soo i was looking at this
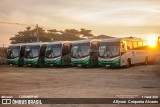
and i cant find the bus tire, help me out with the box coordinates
[81,65,86,68]
[145,57,148,65]
[126,59,131,68]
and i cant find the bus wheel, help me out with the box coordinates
[145,57,148,65]
[81,65,86,68]
[126,59,131,68]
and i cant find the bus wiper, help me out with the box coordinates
[52,49,56,57]
[10,50,14,58]
[73,48,79,57]
[77,46,83,57]
[103,47,113,57]
[12,49,19,58]
[30,47,34,58]
[46,49,51,57]
[108,47,113,57]
[73,50,78,57]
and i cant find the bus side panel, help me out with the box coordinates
[18,45,26,67]
[120,52,127,66]
[62,53,71,65]
[90,41,99,66]
[147,49,156,63]
[90,52,98,66]
[61,43,71,66]
[38,44,47,67]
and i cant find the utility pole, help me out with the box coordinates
[36,24,39,42]
[2,43,5,64]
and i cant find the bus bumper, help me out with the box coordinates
[70,58,90,67]
[7,58,19,65]
[45,58,62,66]
[98,59,120,67]
[24,58,39,66]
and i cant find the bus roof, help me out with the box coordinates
[101,38,122,42]
[72,39,100,44]
[25,42,49,46]
[47,41,71,45]
[9,43,25,47]
[101,37,146,42]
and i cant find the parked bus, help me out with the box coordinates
[7,43,26,67]
[24,42,47,67]
[98,37,155,67]
[70,39,100,67]
[45,41,72,66]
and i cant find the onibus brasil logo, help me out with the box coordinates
[1,95,42,104]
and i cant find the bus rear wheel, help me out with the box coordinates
[126,59,131,68]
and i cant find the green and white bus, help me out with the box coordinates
[70,39,100,67]
[24,42,48,67]
[7,44,26,67]
[98,37,155,67]
[45,41,72,66]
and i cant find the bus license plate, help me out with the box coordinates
[50,64,54,66]
[77,64,81,67]
[106,65,110,67]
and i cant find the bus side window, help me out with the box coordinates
[91,44,95,52]
[121,42,126,52]
[133,42,138,49]
[138,42,143,49]
[40,45,46,56]
[20,46,26,57]
[143,41,147,46]
[91,41,99,53]
[127,41,132,50]
[69,43,72,52]
[62,43,69,55]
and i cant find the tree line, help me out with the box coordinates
[10,26,114,44]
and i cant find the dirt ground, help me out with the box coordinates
[0,64,160,107]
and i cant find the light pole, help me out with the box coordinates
[36,24,39,42]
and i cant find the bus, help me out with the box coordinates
[70,39,100,67]
[98,37,155,67]
[7,44,26,67]
[24,42,48,67]
[45,41,72,66]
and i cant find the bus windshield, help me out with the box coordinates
[45,44,62,58]
[71,42,90,58]
[25,45,40,59]
[7,46,20,59]
[99,42,120,58]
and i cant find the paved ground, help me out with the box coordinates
[0,64,160,107]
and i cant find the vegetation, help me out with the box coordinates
[0,47,7,64]
[10,27,114,44]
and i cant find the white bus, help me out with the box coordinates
[45,41,72,66]
[24,42,48,67]
[7,43,26,67]
[98,37,155,67]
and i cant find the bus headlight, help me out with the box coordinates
[113,57,120,65]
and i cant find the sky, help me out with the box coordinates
[0,0,160,47]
